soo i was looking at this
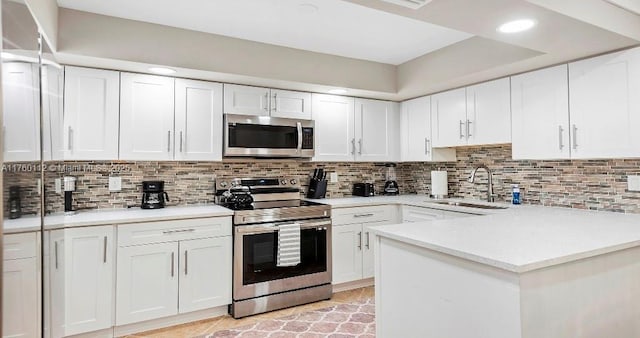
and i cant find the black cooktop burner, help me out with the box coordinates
[222,199,326,211]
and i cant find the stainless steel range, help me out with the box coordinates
[215,177,332,318]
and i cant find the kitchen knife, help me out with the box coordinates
[318,168,324,181]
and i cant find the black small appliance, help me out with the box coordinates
[383,163,399,195]
[8,186,21,219]
[306,168,328,199]
[353,183,375,197]
[141,181,169,209]
[63,176,77,214]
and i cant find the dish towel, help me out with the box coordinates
[277,223,301,267]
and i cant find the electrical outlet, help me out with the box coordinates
[330,172,338,183]
[55,178,62,194]
[109,176,122,192]
[628,175,640,192]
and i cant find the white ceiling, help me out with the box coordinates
[56,0,472,65]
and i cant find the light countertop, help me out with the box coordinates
[3,204,233,234]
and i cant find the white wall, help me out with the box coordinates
[25,0,58,50]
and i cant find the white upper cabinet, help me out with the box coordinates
[431,87,466,148]
[312,94,356,162]
[223,84,270,116]
[432,78,511,148]
[2,62,40,162]
[466,78,511,145]
[223,84,311,119]
[354,98,399,162]
[400,96,455,162]
[63,66,120,160]
[568,47,640,159]
[42,64,64,161]
[175,79,223,161]
[120,73,175,160]
[511,65,571,160]
[270,89,312,119]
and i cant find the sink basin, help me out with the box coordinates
[429,200,508,210]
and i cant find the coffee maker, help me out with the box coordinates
[141,181,169,209]
[8,186,21,219]
[383,163,399,195]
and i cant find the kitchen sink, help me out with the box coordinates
[429,200,508,210]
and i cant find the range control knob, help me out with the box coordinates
[290,179,297,185]
[280,179,287,185]
[219,181,228,188]
[231,181,238,187]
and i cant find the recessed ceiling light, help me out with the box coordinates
[148,67,176,75]
[328,89,347,94]
[497,19,536,34]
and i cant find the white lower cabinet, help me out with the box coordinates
[115,217,232,326]
[331,206,395,284]
[3,233,39,338]
[50,226,115,337]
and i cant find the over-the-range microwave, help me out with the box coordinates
[223,114,315,158]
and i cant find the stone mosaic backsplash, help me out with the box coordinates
[4,144,640,215]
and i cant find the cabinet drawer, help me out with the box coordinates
[118,217,232,247]
[332,205,393,225]
[402,206,444,222]
[4,232,37,260]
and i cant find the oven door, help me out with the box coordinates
[224,114,314,158]
[233,218,331,301]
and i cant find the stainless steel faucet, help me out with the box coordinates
[468,165,495,202]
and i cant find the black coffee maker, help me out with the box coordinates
[8,186,22,219]
[141,181,169,209]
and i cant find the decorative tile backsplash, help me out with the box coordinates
[4,144,640,215]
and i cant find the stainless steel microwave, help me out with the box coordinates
[224,114,315,158]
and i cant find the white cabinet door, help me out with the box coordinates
[178,237,232,313]
[312,94,356,162]
[362,221,389,280]
[119,73,175,160]
[42,64,64,161]
[49,231,66,338]
[401,96,431,162]
[466,78,511,145]
[511,65,571,160]
[402,206,443,223]
[270,89,312,120]
[3,257,39,338]
[116,242,179,325]
[332,223,363,284]
[175,79,223,161]
[569,47,640,159]
[432,87,466,148]
[223,84,270,116]
[355,99,399,162]
[63,66,120,160]
[2,62,40,162]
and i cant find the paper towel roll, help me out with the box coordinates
[431,171,448,198]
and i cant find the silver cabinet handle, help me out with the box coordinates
[167,130,171,152]
[184,250,188,275]
[179,131,183,152]
[351,139,355,155]
[171,252,175,277]
[357,232,362,250]
[459,120,465,139]
[264,92,269,111]
[103,236,107,263]
[466,120,472,138]
[558,125,564,150]
[273,93,277,112]
[68,126,73,150]
[365,232,370,249]
[354,213,374,218]
[54,241,59,269]
[572,124,578,150]
[425,138,430,155]
[296,122,303,153]
[162,229,195,235]
[358,139,363,155]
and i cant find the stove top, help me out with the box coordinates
[222,199,326,211]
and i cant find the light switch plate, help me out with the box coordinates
[109,177,122,192]
[628,175,640,192]
[55,178,62,194]
[330,172,338,183]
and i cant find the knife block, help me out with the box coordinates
[306,179,327,199]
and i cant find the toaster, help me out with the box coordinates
[353,183,375,197]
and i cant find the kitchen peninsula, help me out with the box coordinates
[371,206,640,338]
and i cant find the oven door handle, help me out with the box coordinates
[236,219,331,235]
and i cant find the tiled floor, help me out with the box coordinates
[125,287,374,338]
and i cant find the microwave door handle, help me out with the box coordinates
[296,122,303,153]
